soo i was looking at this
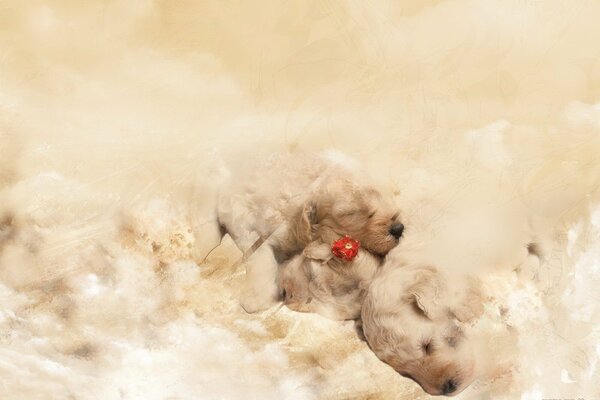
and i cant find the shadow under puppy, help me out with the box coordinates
[202,151,404,313]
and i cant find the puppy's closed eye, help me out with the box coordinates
[422,340,434,355]
[445,326,463,348]
[339,210,357,217]
[446,336,459,348]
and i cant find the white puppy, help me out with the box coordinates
[277,238,380,320]
[361,258,483,396]
[198,151,404,313]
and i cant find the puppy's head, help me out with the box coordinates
[361,265,480,396]
[290,179,403,256]
[277,239,380,320]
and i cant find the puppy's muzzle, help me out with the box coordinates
[389,223,404,239]
[441,379,458,395]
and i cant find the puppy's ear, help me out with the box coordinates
[405,268,443,320]
[287,201,317,250]
[303,240,333,262]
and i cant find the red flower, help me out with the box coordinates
[331,235,360,261]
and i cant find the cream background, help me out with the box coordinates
[1,1,600,399]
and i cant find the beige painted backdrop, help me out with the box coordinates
[1,1,600,399]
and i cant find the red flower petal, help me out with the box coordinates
[332,235,360,261]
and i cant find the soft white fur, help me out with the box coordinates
[362,259,483,396]
[278,239,380,321]
[359,194,546,396]
[198,151,402,313]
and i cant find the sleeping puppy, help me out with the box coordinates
[361,261,483,396]
[277,238,380,320]
[205,151,404,313]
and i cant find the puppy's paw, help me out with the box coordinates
[451,290,485,323]
[451,302,484,323]
[240,293,275,314]
[239,286,279,313]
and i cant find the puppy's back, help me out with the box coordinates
[216,152,344,245]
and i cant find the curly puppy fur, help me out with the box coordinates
[206,151,403,313]
[277,239,380,320]
[361,259,483,396]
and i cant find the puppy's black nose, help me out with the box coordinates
[389,223,404,239]
[441,379,458,395]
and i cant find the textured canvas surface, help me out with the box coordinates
[1,1,599,399]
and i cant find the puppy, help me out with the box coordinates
[277,238,380,320]
[361,262,482,396]
[201,151,404,312]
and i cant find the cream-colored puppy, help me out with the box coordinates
[208,151,403,312]
[277,239,380,320]
[361,261,483,396]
